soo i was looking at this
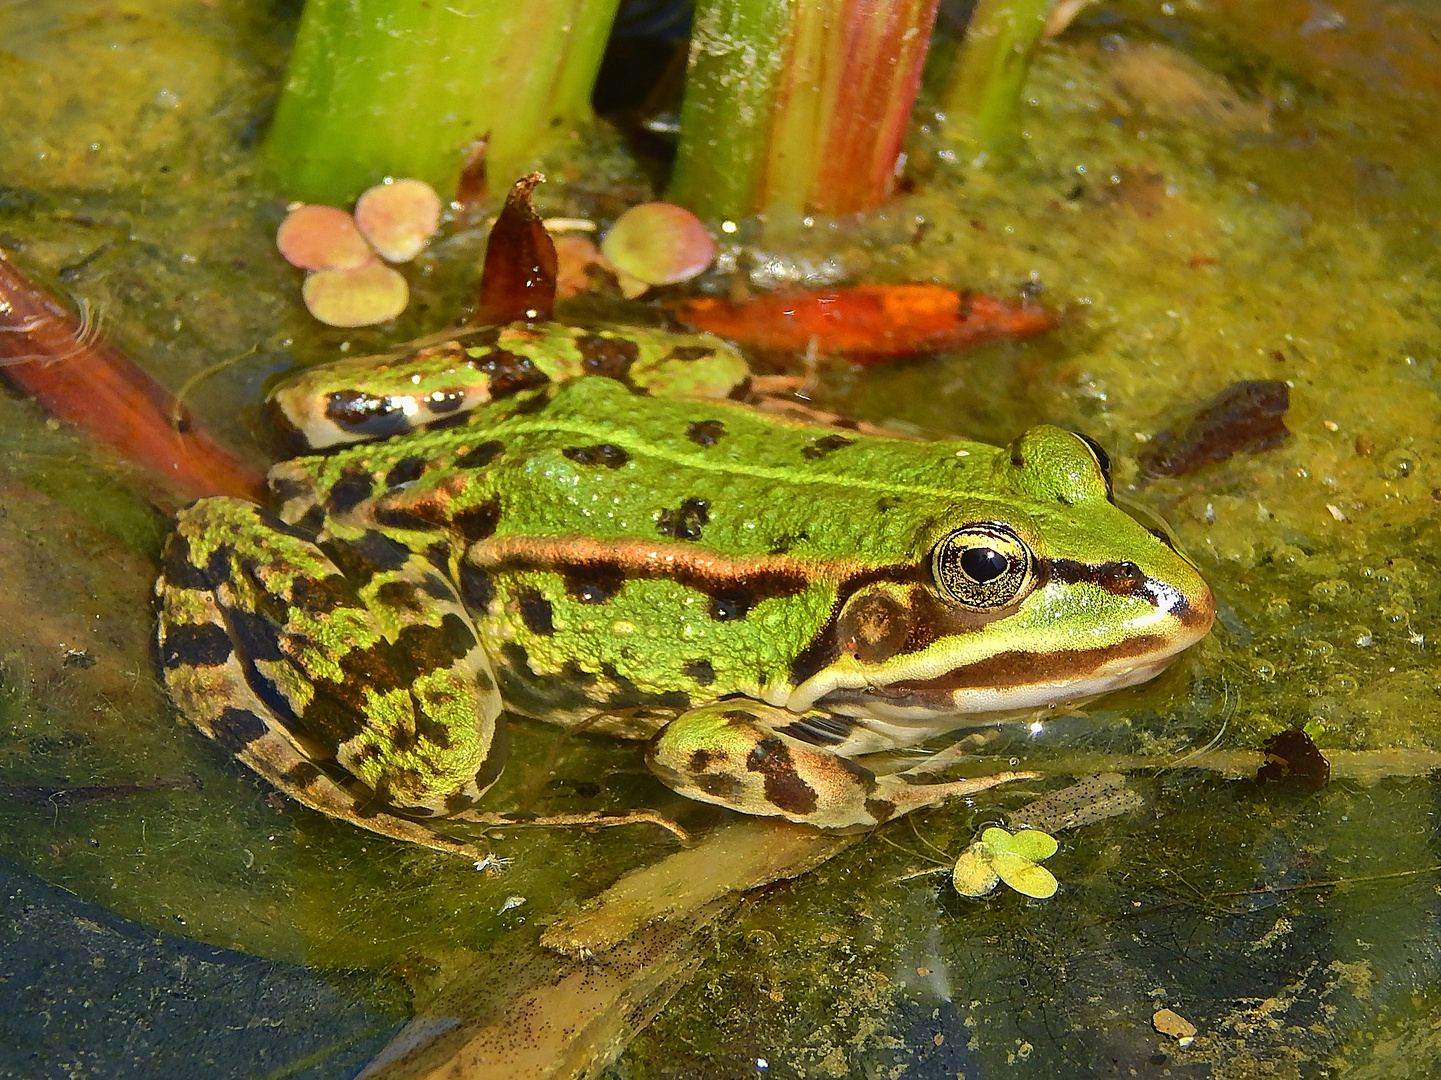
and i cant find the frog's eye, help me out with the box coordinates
[931,524,1035,610]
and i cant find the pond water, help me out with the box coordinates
[2,1,1441,1077]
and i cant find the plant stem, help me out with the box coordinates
[265,0,622,205]
[669,0,942,221]
[938,0,1055,157]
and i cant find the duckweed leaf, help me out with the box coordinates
[954,827,1061,900]
[983,826,1059,862]
[951,842,1001,897]
[990,850,1060,899]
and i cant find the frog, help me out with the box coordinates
[155,319,1215,857]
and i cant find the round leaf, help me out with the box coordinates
[952,843,1001,897]
[999,828,1059,862]
[991,851,1059,899]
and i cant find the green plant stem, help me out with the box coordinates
[669,0,942,221]
[938,0,1055,156]
[265,0,622,204]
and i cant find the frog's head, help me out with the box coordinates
[791,425,1215,722]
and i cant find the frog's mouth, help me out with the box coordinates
[790,568,1216,724]
[809,633,1199,723]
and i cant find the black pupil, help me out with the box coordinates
[960,546,1008,583]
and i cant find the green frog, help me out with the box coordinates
[155,320,1215,857]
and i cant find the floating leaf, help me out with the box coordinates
[951,842,1001,897]
[276,204,374,271]
[954,827,1060,900]
[601,202,716,291]
[301,263,409,327]
[983,826,1058,862]
[355,178,442,263]
[990,850,1059,899]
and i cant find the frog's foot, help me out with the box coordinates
[157,497,504,856]
[646,703,1035,830]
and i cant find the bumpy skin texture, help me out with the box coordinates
[156,327,1215,854]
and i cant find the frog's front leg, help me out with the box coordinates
[646,704,1034,829]
[156,497,503,857]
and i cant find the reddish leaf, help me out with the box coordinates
[476,172,557,325]
[673,283,1057,361]
[0,254,266,508]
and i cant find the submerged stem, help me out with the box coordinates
[265,0,622,204]
[938,0,1055,156]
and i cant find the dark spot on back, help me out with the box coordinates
[326,466,376,516]
[657,497,710,541]
[385,456,427,488]
[516,588,555,635]
[162,621,234,669]
[451,497,501,541]
[162,533,228,591]
[270,474,311,504]
[563,444,630,469]
[682,659,716,686]
[325,389,412,439]
[376,580,425,613]
[479,349,551,398]
[209,707,269,753]
[227,608,286,663]
[460,564,495,611]
[454,439,504,470]
[346,530,413,572]
[687,420,725,446]
[394,612,479,670]
[802,434,855,460]
[577,334,639,378]
[287,574,354,616]
[768,531,807,555]
[709,587,758,621]
[876,496,903,513]
[562,563,627,604]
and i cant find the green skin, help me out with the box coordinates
[156,322,1215,856]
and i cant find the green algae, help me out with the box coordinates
[1,1,1440,1077]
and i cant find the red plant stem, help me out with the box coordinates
[0,253,267,508]
[671,0,942,220]
[811,0,940,214]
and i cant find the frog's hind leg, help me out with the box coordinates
[647,703,1036,830]
[157,496,503,858]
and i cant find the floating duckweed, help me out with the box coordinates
[301,262,409,327]
[355,178,442,263]
[600,202,716,295]
[276,204,374,271]
[953,826,1060,900]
